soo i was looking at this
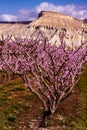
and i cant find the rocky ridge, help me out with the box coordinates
[0,11,87,47]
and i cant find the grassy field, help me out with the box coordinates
[0,70,87,130]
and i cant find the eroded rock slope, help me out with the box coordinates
[0,11,87,47]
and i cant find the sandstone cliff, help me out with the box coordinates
[30,11,87,29]
[0,11,87,47]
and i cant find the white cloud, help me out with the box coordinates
[18,9,38,21]
[35,2,87,19]
[35,2,63,13]
[18,9,30,15]
[0,14,18,21]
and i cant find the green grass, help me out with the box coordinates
[0,70,87,130]
[64,70,87,130]
[0,80,30,129]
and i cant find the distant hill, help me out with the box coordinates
[83,19,87,24]
[0,21,32,24]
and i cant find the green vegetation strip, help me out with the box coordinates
[65,70,87,130]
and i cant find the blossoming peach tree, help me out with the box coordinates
[0,36,87,127]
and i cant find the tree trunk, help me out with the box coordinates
[39,109,51,128]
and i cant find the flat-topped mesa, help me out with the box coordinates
[0,11,87,46]
[29,11,87,29]
[38,11,73,19]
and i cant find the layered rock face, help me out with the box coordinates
[32,11,86,29]
[0,11,87,47]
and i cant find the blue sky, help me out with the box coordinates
[0,0,87,21]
